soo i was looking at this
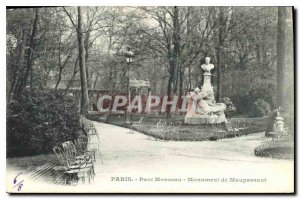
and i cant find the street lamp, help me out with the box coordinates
[125,48,134,124]
[126,50,134,64]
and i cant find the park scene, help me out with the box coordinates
[6,6,294,193]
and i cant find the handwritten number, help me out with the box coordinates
[17,184,23,191]
[13,173,24,191]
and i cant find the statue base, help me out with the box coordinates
[184,114,226,124]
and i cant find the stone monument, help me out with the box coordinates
[272,108,288,136]
[184,57,227,124]
[201,57,214,95]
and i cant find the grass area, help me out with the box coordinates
[133,123,264,141]
[87,113,268,141]
[7,153,58,171]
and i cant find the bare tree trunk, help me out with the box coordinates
[55,43,73,90]
[65,58,79,94]
[93,73,99,89]
[84,31,91,88]
[17,8,39,94]
[9,30,27,101]
[188,64,192,90]
[167,6,180,117]
[185,7,191,92]
[216,7,226,101]
[179,69,184,97]
[77,7,90,114]
[277,7,286,107]
[30,66,33,88]
[55,36,62,89]
[173,6,180,95]
[55,68,63,89]
[256,43,261,66]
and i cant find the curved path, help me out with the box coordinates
[7,122,293,193]
[89,122,293,193]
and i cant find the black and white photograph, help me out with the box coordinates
[5,5,294,193]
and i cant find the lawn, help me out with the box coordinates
[7,153,59,171]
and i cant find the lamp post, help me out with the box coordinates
[125,49,134,124]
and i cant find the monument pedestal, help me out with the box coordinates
[201,72,214,94]
[185,113,226,124]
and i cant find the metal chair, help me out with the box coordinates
[62,141,95,165]
[84,124,102,159]
[85,123,100,143]
[74,138,96,162]
[74,138,103,164]
[53,146,94,185]
[80,118,102,160]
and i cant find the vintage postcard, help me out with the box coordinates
[6,6,294,193]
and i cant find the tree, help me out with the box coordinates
[18,8,39,94]
[171,7,180,95]
[216,7,226,101]
[54,34,76,89]
[63,6,90,114]
[7,8,63,100]
[6,6,293,116]
[277,7,286,107]
[7,8,40,99]
[77,7,90,114]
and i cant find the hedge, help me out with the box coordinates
[7,89,81,157]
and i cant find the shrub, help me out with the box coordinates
[230,86,276,115]
[220,97,237,117]
[7,89,81,157]
[249,99,271,117]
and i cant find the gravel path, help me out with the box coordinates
[7,122,294,193]
[89,122,293,193]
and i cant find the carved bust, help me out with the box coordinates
[201,57,214,73]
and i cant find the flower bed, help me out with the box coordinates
[254,138,294,159]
